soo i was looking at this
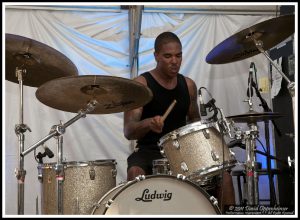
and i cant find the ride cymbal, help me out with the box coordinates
[5,34,78,87]
[36,75,153,114]
[206,14,294,64]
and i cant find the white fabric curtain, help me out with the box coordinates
[4,7,278,215]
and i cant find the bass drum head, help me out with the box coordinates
[98,175,220,215]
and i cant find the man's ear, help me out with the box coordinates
[154,51,158,62]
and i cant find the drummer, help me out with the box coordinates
[123,31,235,212]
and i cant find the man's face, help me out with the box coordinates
[154,41,182,78]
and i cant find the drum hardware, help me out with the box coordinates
[203,129,210,139]
[211,151,220,162]
[75,198,80,215]
[180,162,189,172]
[5,33,79,214]
[209,196,219,207]
[21,100,98,214]
[228,114,284,206]
[89,168,96,180]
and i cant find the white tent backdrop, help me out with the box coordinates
[4,5,291,215]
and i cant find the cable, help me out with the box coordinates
[255,138,267,153]
[200,86,214,100]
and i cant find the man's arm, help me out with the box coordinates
[123,76,164,140]
[185,77,201,123]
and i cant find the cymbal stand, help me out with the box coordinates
[242,79,259,205]
[21,99,98,214]
[252,38,295,124]
[243,123,260,205]
[251,79,279,206]
[14,67,32,214]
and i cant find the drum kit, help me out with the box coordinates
[6,13,295,215]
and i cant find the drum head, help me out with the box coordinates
[102,175,220,215]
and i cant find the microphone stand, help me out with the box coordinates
[252,80,280,206]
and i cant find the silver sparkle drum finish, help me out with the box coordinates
[91,175,221,215]
[152,158,171,175]
[39,160,117,214]
[158,121,236,183]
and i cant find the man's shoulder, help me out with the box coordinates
[182,75,196,85]
[134,74,147,86]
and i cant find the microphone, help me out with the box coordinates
[43,146,54,158]
[198,88,207,116]
[247,62,255,97]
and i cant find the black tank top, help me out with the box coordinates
[137,72,190,148]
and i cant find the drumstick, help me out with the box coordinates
[161,99,177,122]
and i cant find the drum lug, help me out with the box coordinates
[111,168,117,178]
[135,175,146,181]
[203,128,210,139]
[105,199,114,208]
[74,197,80,214]
[89,167,96,180]
[209,196,219,207]
[180,162,189,172]
[176,173,186,180]
[160,149,166,157]
[172,140,180,149]
[37,163,43,183]
[211,151,220,162]
[170,133,180,149]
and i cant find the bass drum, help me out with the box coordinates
[39,159,117,214]
[92,175,220,215]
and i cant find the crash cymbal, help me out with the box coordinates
[227,111,284,123]
[5,34,78,87]
[36,75,153,114]
[206,14,295,64]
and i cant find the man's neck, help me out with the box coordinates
[150,69,177,89]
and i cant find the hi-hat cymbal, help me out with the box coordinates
[227,111,284,123]
[36,75,153,114]
[206,14,295,64]
[5,34,78,87]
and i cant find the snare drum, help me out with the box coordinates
[91,175,220,215]
[158,121,236,182]
[39,160,117,214]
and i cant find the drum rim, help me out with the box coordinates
[158,121,218,145]
[39,159,116,168]
[91,182,127,214]
[187,160,237,180]
[101,174,221,215]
